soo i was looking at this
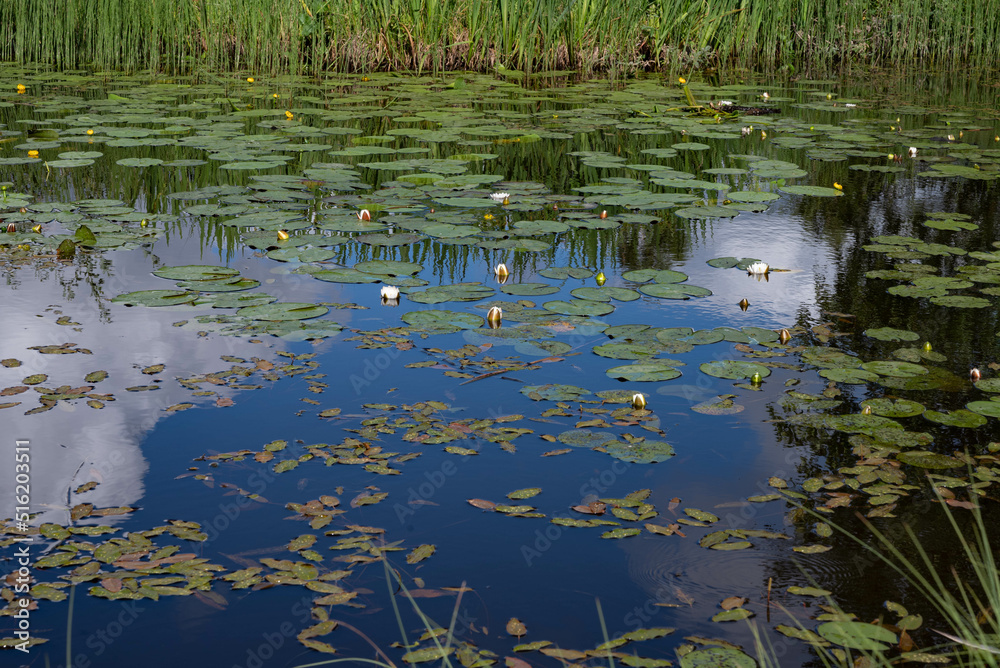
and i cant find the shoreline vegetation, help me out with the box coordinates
[3,0,1000,77]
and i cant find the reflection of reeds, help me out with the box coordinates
[3,0,1000,75]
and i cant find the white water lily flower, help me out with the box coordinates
[717,100,734,106]
[741,126,752,136]
[381,285,400,300]
[908,146,918,157]
[746,262,769,275]
[845,103,857,108]
[761,92,770,99]
[489,192,510,202]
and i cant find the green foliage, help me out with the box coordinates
[2,0,1000,75]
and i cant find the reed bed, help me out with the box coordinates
[2,0,1000,76]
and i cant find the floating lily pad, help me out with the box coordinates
[861,361,929,377]
[603,440,675,464]
[638,284,712,299]
[570,287,641,302]
[543,300,615,317]
[408,284,495,303]
[692,396,745,415]
[606,362,682,382]
[152,265,241,281]
[401,310,483,333]
[236,303,329,321]
[679,647,757,668]
[538,267,593,280]
[557,429,619,448]
[864,327,920,342]
[860,398,925,418]
[818,368,878,384]
[780,185,844,197]
[929,295,990,308]
[111,290,199,307]
[817,621,895,651]
[923,409,987,428]
[896,451,962,469]
[622,269,687,284]
[521,384,591,401]
[500,283,560,297]
[965,401,1000,419]
[700,361,771,380]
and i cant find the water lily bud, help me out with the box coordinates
[494,263,509,279]
[632,393,646,410]
[599,210,608,219]
[970,368,982,382]
[750,372,762,385]
[140,219,149,227]
[778,329,791,344]
[487,306,502,328]
[739,298,749,311]
[923,341,932,352]
[31,224,41,233]
[277,230,290,240]
[595,272,606,286]
[357,209,371,221]
[6,222,14,233]
[862,405,872,415]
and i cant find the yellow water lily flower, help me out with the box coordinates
[833,182,843,190]
[86,129,94,135]
[27,150,38,157]
[247,77,255,83]
[285,110,294,120]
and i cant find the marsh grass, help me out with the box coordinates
[762,490,1000,667]
[4,0,1000,76]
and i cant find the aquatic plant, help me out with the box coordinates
[4,0,1000,75]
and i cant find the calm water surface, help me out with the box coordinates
[1,69,999,666]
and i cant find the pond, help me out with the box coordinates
[1,68,999,667]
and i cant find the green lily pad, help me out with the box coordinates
[622,269,688,284]
[557,429,619,448]
[606,362,683,382]
[965,401,1000,419]
[679,647,757,668]
[538,267,593,280]
[860,398,925,418]
[543,300,615,317]
[570,287,641,302]
[896,451,962,469]
[929,295,990,308]
[408,283,495,304]
[780,185,844,197]
[817,621,895,651]
[638,284,712,299]
[401,310,483,333]
[111,290,199,307]
[692,396,745,415]
[355,260,423,276]
[152,265,241,281]
[500,283,560,297]
[864,327,920,342]
[700,361,771,380]
[603,440,675,464]
[861,361,929,377]
[923,409,987,428]
[707,257,740,269]
[521,384,591,401]
[819,368,879,384]
[236,303,329,321]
